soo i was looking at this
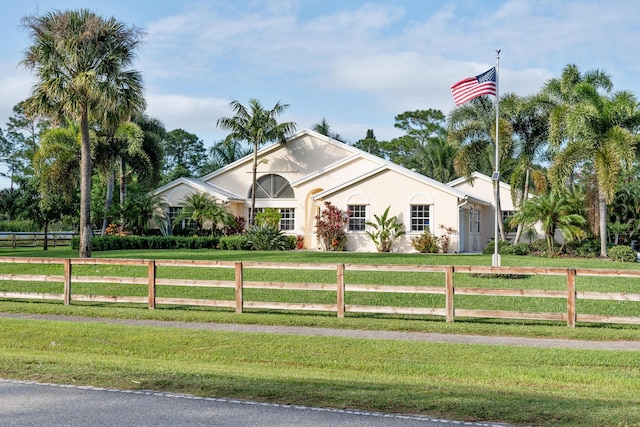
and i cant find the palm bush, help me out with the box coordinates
[244,224,291,251]
[366,206,406,252]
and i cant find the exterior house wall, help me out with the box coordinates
[314,169,464,253]
[151,130,508,253]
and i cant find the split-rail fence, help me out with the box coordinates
[0,257,639,327]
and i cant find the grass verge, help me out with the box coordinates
[1,317,639,426]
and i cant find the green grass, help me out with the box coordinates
[0,316,639,426]
[1,247,640,425]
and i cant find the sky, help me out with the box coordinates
[1,0,639,188]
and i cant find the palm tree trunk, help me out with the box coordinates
[101,165,116,235]
[599,193,608,257]
[79,110,93,258]
[119,156,127,224]
[513,168,530,244]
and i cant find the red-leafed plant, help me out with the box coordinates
[315,201,349,251]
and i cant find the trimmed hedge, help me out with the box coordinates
[71,235,219,251]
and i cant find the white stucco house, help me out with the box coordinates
[152,129,517,253]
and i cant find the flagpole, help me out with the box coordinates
[492,50,501,267]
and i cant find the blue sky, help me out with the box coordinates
[1,0,639,188]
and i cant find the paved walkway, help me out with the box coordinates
[2,312,640,350]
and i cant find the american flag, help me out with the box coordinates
[450,67,497,106]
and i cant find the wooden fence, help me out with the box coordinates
[0,232,75,248]
[0,257,639,327]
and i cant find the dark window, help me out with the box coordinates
[348,205,366,231]
[410,205,430,232]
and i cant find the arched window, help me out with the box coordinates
[250,174,294,198]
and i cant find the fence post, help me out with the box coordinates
[445,266,454,322]
[336,264,345,318]
[566,268,576,327]
[63,259,71,305]
[148,260,156,310]
[235,262,243,314]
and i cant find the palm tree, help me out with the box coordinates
[120,193,167,236]
[546,65,640,257]
[406,136,459,183]
[510,191,586,255]
[20,9,145,257]
[217,99,297,225]
[500,93,552,243]
[312,118,345,142]
[448,96,514,240]
[32,124,81,205]
[173,193,232,234]
[199,139,251,175]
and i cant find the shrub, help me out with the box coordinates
[412,228,439,253]
[76,236,220,251]
[482,240,512,255]
[565,238,600,258]
[315,202,349,251]
[365,206,405,252]
[219,235,250,250]
[244,225,290,251]
[608,245,637,262]
[222,216,246,236]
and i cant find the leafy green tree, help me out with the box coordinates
[217,99,297,224]
[21,9,145,257]
[546,64,640,257]
[162,128,205,179]
[365,206,406,252]
[353,129,386,158]
[510,191,586,255]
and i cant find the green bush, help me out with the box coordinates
[72,236,220,251]
[0,220,40,232]
[482,240,512,255]
[608,245,637,262]
[411,228,439,253]
[565,238,600,258]
[219,235,250,250]
[244,225,291,251]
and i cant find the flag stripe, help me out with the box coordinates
[450,67,497,106]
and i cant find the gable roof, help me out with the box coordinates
[447,171,512,193]
[152,177,244,202]
[200,129,359,182]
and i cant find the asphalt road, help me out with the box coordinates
[0,379,512,427]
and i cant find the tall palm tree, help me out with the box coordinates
[448,96,514,240]
[546,65,640,257]
[217,99,296,225]
[20,9,145,257]
[500,92,552,243]
[94,121,147,234]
